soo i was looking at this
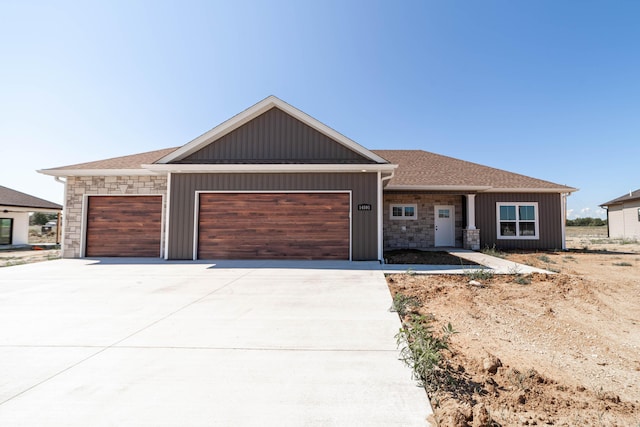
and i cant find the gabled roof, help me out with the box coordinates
[374,150,577,193]
[600,189,640,207]
[39,147,577,193]
[38,147,179,176]
[0,185,62,210]
[155,96,389,165]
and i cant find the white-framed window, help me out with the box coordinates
[390,204,417,220]
[496,202,539,239]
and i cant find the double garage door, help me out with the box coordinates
[198,192,350,260]
[85,193,350,260]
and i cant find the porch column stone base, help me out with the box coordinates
[463,229,480,250]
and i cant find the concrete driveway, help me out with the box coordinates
[0,259,430,426]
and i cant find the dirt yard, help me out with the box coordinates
[387,227,640,426]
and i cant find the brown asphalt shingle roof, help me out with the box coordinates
[42,147,179,171]
[600,189,640,206]
[42,147,575,192]
[372,150,575,191]
[0,185,62,210]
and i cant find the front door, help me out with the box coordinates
[434,205,455,247]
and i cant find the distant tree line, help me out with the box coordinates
[566,217,607,226]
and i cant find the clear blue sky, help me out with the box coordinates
[2,0,639,218]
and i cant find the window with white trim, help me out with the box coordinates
[0,218,13,245]
[496,202,539,239]
[390,204,417,220]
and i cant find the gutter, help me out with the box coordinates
[53,176,66,246]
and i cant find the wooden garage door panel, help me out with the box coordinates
[198,193,350,260]
[86,196,162,257]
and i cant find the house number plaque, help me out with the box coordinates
[357,204,372,211]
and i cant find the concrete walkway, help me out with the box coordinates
[0,259,431,426]
[383,248,553,274]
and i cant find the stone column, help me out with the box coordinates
[463,229,480,250]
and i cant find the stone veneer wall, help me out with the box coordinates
[463,229,481,250]
[383,193,463,250]
[63,175,168,258]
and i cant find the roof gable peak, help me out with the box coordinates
[156,96,388,165]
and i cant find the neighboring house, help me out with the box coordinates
[39,96,576,260]
[0,185,62,246]
[600,189,640,239]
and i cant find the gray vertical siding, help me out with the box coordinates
[476,193,563,250]
[168,173,379,260]
[176,108,376,164]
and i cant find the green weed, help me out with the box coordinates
[464,268,494,281]
[396,315,457,387]
[514,275,532,285]
[537,254,555,264]
[389,293,421,318]
[481,244,506,258]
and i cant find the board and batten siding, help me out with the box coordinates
[168,172,379,260]
[175,107,376,164]
[475,193,563,250]
[607,200,640,239]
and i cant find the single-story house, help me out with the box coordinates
[39,96,577,260]
[0,185,62,246]
[600,189,640,239]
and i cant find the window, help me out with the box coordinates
[638,208,640,222]
[496,203,539,239]
[0,218,13,245]
[390,204,417,220]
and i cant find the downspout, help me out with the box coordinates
[53,176,66,248]
[378,171,395,263]
[164,172,171,260]
[561,192,569,250]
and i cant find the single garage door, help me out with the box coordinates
[198,192,350,260]
[85,196,162,257]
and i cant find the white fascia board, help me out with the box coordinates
[142,163,398,174]
[155,96,390,165]
[385,185,578,193]
[484,187,578,193]
[0,206,61,213]
[37,169,157,177]
[385,185,493,192]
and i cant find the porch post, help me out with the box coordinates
[463,194,480,250]
[466,194,476,230]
